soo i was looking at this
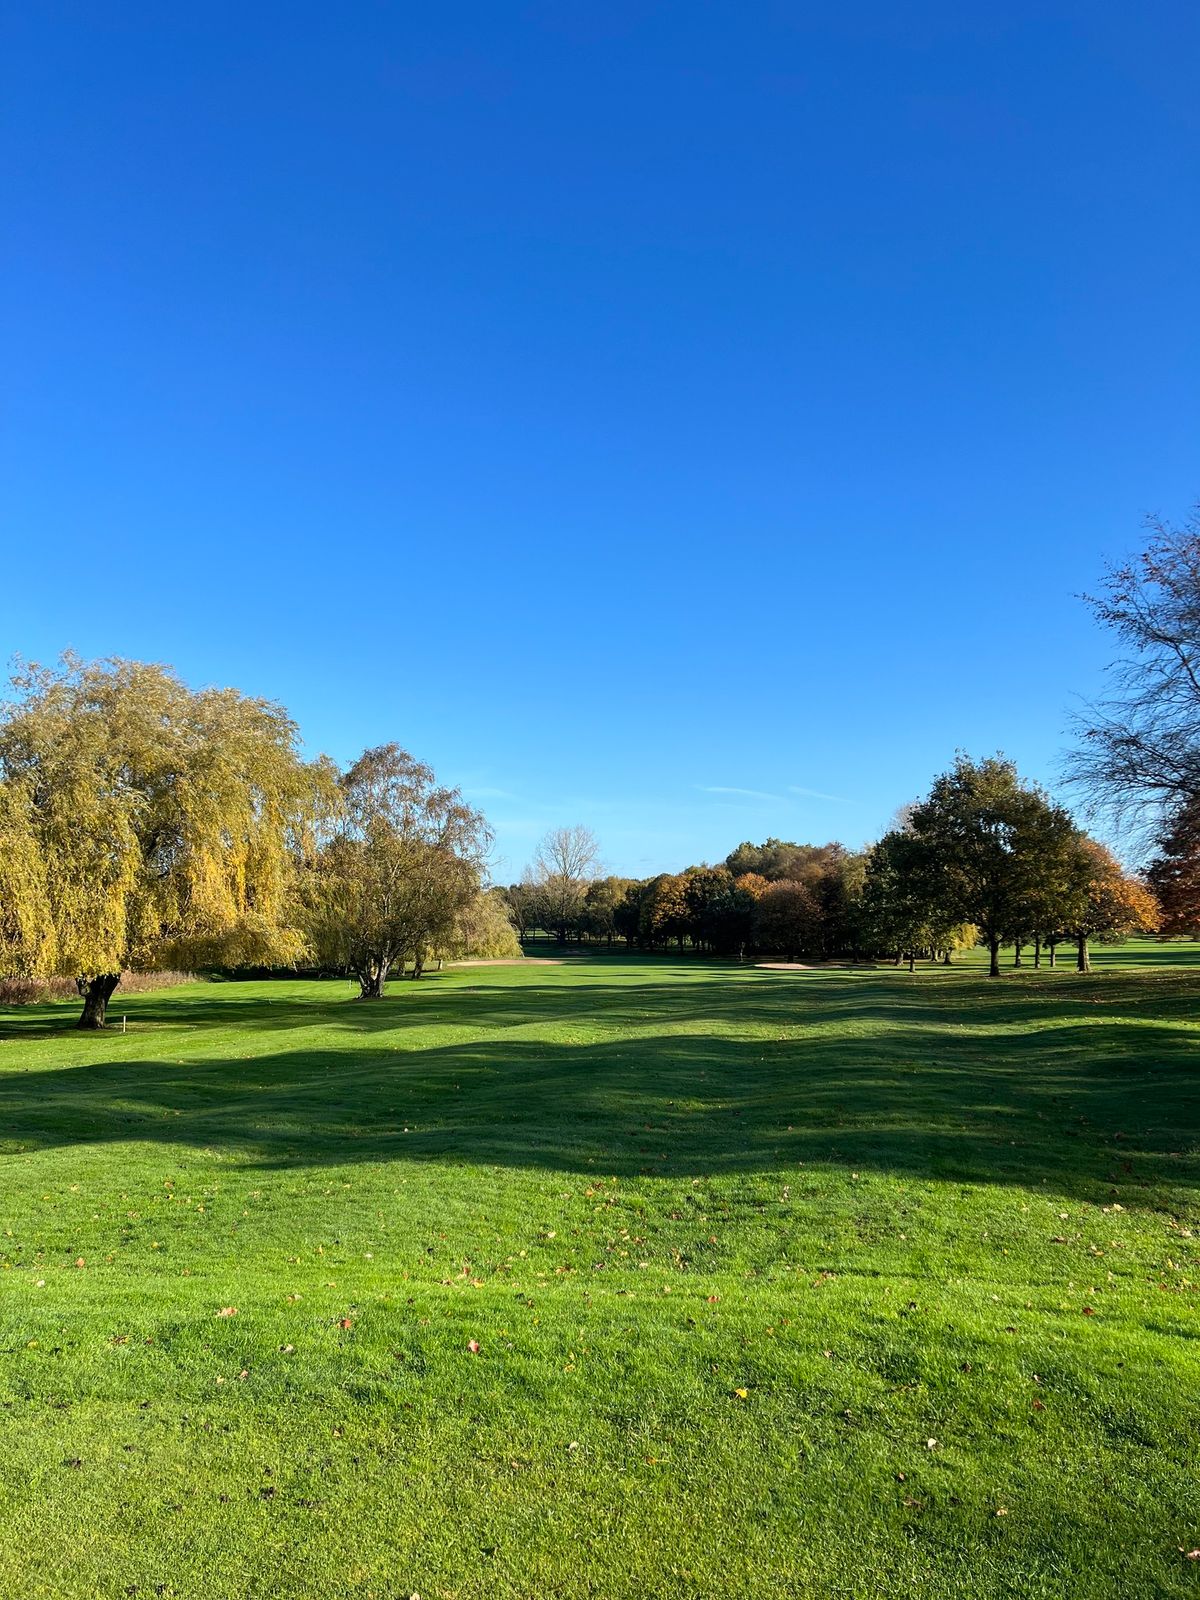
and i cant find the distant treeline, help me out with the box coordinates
[504,758,1161,977]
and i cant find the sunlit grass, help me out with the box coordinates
[1,952,1198,1597]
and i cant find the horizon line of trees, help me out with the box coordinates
[505,508,1200,975]
[5,504,1200,1021]
[503,762,1161,973]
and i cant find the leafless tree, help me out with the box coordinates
[1069,508,1200,845]
[526,824,601,943]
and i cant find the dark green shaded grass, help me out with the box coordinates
[1,957,1199,1598]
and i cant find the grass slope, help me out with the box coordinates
[1,955,1199,1599]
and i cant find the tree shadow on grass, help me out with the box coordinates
[0,982,1197,1205]
[2,961,1196,1041]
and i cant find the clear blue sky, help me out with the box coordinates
[3,3,1198,878]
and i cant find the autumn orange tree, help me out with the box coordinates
[637,873,690,948]
[1145,799,1200,936]
[1064,840,1160,972]
[0,656,327,1026]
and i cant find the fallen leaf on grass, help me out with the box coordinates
[467,1339,481,1354]
[338,1318,353,1330]
[215,1307,237,1318]
[732,1388,748,1399]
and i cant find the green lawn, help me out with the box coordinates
[2,954,1199,1599]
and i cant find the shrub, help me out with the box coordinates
[0,970,199,1006]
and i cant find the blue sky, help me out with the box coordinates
[3,2,1198,878]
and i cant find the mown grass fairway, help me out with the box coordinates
[2,954,1199,1598]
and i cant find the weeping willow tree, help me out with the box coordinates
[442,887,522,961]
[0,655,328,1027]
[0,777,55,977]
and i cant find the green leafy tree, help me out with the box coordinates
[613,881,647,947]
[901,755,1082,977]
[681,866,735,950]
[861,830,943,969]
[725,838,845,884]
[753,880,821,960]
[703,880,757,956]
[579,876,635,945]
[304,744,490,997]
[814,848,869,958]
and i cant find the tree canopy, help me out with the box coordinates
[0,656,325,1025]
[302,744,492,997]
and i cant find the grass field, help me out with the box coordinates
[2,948,1199,1598]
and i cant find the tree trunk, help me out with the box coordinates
[357,958,390,999]
[77,973,121,1029]
[1048,943,1057,968]
[907,951,915,972]
[1033,936,1041,969]
[988,937,1001,978]
[942,951,952,965]
[1077,933,1090,973]
[1013,940,1023,968]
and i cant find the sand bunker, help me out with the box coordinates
[450,957,563,966]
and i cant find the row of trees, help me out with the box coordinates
[861,756,1158,974]
[503,508,1200,974]
[504,831,868,958]
[0,656,517,1026]
[4,509,1199,1019]
[505,773,1158,972]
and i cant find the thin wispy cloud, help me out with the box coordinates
[697,785,783,802]
[789,784,854,804]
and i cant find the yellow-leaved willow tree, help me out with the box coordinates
[0,655,330,1027]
